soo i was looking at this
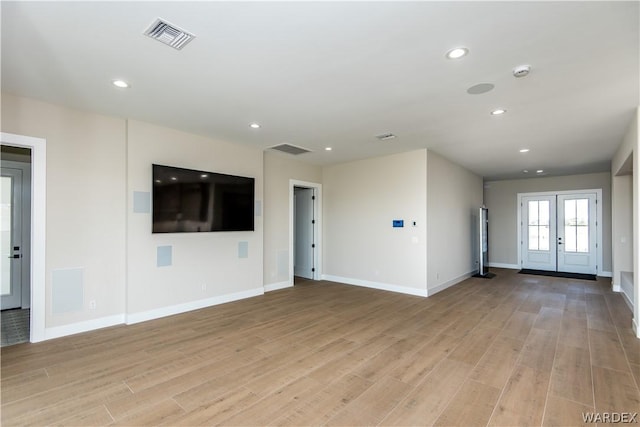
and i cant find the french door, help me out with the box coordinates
[521,192,598,275]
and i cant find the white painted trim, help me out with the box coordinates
[613,283,622,292]
[1,132,46,343]
[633,318,639,339]
[599,270,613,278]
[428,270,475,296]
[487,262,520,270]
[44,314,125,341]
[321,274,428,297]
[125,287,264,325]
[621,289,634,312]
[517,189,603,276]
[264,281,292,292]
[289,179,322,282]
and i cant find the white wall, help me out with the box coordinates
[263,151,322,288]
[1,94,266,334]
[484,172,612,273]
[1,93,127,328]
[322,150,428,296]
[426,151,483,293]
[126,120,264,321]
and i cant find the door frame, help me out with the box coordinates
[293,186,314,279]
[517,189,603,275]
[289,179,322,283]
[1,132,46,343]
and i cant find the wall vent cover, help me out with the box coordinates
[144,18,195,50]
[269,144,312,155]
[375,133,397,141]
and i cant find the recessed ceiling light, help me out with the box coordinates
[112,79,130,88]
[250,123,260,129]
[523,170,529,173]
[446,47,468,59]
[155,179,162,183]
[171,176,177,181]
[519,148,530,153]
[491,109,506,115]
[325,147,332,151]
[200,174,208,178]
[536,169,544,174]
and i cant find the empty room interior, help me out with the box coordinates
[1,1,639,426]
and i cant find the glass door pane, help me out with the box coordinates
[1,176,12,295]
[528,200,550,251]
[563,198,589,253]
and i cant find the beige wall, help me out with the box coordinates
[427,151,483,292]
[484,172,612,273]
[612,175,633,291]
[263,151,322,287]
[322,150,428,294]
[126,120,264,318]
[612,108,639,335]
[2,94,127,327]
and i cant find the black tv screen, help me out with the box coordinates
[152,164,255,233]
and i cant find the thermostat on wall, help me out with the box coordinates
[393,220,404,228]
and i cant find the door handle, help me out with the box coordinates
[8,254,21,259]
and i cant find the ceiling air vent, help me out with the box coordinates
[269,144,312,155]
[375,133,397,141]
[144,18,195,50]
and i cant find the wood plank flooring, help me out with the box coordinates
[2,269,639,426]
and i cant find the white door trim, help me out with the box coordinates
[289,179,322,283]
[517,189,603,275]
[1,132,46,342]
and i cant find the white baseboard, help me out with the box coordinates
[599,271,613,278]
[487,262,520,270]
[44,314,125,341]
[126,287,265,325]
[321,275,428,297]
[612,283,622,292]
[264,281,292,292]
[428,270,475,296]
[621,290,634,311]
[633,318,639,339]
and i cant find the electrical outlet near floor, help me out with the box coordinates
[89,300,96,310]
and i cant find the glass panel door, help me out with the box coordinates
[557,194,597,274]
[1,168,23,309]
[521,195,557,271]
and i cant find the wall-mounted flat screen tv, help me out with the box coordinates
[152,164,255,233]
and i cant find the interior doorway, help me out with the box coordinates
[289,180,322,285]
[518,190,602,275]
[294,187,315,280]
[1,149,32,345]
[1,132,46,343]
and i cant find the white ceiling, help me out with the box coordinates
[2,1,638,180]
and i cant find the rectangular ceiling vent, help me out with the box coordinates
[144,18,195,50]
[269,144,312,155]
[375,133,397,141]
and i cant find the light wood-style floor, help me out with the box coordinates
[2,269,639,426]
